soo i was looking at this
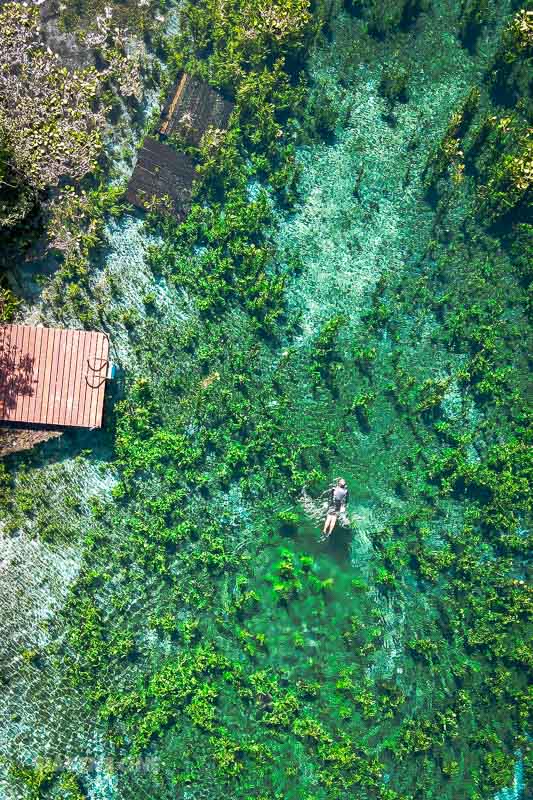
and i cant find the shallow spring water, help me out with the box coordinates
[0,2,528,799]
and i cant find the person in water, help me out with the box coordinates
[322,478,349,538]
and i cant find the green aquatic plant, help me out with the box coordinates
[175,0,317,87]
[489,6,533,125]
[277,508,300,531]
[7,760,87,800]
[312,91,341,140]
[352,342,377,374]
[415,376,450,415]
[479,750,515,794]
[146,188,287,328]
[407,636,440,663]
[477,116,532,220]
[210,734,245,776]
[502,7,533,60]
[459,0,492,47]
[378,60,410,106]
[351,390,375,430]
[351,0,430,38]
[376,680,406,718]
[415,544,455,582]
[309,313,347,386]
[269,548,303,602]
[3,2,531,799]
[423,88,480,190]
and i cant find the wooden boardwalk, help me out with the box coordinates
[0,325,109,428]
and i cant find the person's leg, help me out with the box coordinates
[324,513,336,536]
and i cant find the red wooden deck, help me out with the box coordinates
[0,325,109,428]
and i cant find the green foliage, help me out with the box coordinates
[423,87,480,189]
[407,636,439,663]
[100,642,234,752]
[5,3,531,800]
[414,376,449,414]
[459,0,491,47]
[269,548,304,602]
[351,390,375,430]
[164,0,320,192]
[9,760,57,800]
[147,189,286,327]
[173,0,319,89]
[301,79,341,142]
[210,733,245,775]
[0,4,105,190]
[55,773,87,800]
[141,2,336,331]
[477,115,532,220]
[352,343,377,373]
[309,314,347,386]
[379,61,410,105]
[501,7,533,63]
[0,285,20,322]
[59,0,162,35]
[351,0,430,38]
[430,437,531,532]
[277,508,300,531]
[8,761,86,800]
[0,125,34,229]
[480,748,515,794]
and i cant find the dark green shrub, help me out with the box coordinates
[459,0,491,48]
[379,62,410,105]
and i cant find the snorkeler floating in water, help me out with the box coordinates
[321,478,349,540]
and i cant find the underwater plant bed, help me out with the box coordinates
[0,2,531,800]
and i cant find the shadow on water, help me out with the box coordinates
[304,521,353,565]
[281,514,355,568]
[1,423,114,472]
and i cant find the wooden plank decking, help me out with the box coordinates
[0,325,109,428]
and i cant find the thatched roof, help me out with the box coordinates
[160,73,234,146]
[126,137,197,220]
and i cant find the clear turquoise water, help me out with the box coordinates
[0,2,529,799]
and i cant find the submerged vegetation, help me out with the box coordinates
[0,1,531,799]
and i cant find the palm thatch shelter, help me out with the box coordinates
[159,72,234,146]
[126,137,197,220]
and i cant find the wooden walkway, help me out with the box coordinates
[0,325,109,428]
